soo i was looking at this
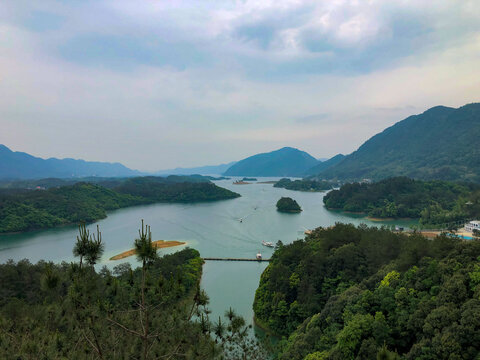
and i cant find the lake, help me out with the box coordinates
[0,178,415,327]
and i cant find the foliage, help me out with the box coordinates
[0,247,217,359]
[253,223,480,359]
[73,223,105,268]
[274,178,333,192]
[276,197,302,213]
[0,178,240,233]
[0,227,269,360]
[323,177,480,225]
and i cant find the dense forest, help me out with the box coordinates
[276,197,302,213]
[274,178,333,192]
[323,177,480,226]
[254,223,480,359]
[0,222,268,359]
[0,174,222,190]
[0,177,240,233]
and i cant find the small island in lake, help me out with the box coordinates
[273,178,333,192]
[242,177,257,181]
[110,240,186,260]
[276,197,302,213]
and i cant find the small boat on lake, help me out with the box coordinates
[262,240,274,248]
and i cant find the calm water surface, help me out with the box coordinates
[0,178,415,325]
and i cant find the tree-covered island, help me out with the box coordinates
[276,197,302,213]
[274,178,333,192]
[0,176,240,233]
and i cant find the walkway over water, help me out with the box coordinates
[202,257,271,262]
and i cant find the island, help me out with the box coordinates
[242,177,257,181]
[109,240,186,260]
[273,178,333,192]
[276,197,302,213]
[0,176,240,233]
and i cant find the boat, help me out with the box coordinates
[262,240,274,248]
[256,252,262,260]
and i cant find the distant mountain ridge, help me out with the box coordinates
[155,161,237,176]
[305,154,345,176]
[223,147,319,177]
[315,103,480,182]
[0,145,140,179]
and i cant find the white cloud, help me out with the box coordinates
[0,1,479,170]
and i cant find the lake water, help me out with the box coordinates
[0,178,415,326]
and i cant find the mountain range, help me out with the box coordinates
[0,145,140,179]
[315,103,480,182]
[4,102,478,181]
[0,144,333,180]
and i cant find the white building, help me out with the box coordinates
[465,221,480,233]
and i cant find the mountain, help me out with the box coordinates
[223,147,319,177]
[316,103,480,182]
[0,145,140,179]
[155,161,237,175]
[304,153,345,176]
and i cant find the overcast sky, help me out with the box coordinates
[1,1,479,171]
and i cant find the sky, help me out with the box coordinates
[0,1,479,171]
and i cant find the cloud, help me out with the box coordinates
[0,1,479,170]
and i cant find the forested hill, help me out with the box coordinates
[315,103,480,182]
[323,177,480,226]
[0,177,240,233]
[304,154,345,176]
[223,147,319,176]
[0,245,266,359]
[254,224,480,359]
[0,144,140,179]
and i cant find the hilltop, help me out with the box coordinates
[315,103,480,182]
[223,147,319,177]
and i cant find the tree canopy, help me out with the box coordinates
[0,178,240,233]
[254,223,480,359]
[276,197,302,213]
[323,177,480,226]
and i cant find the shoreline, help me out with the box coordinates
[0,195,241,236]
[253,316,282,339]
[110,240,186,260]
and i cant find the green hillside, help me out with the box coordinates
[305,154,345,176]
[254,224,480,359]
[224,147,319,177]
[0,178,240,233]
[317,103,480,182]
[323,177,480,226]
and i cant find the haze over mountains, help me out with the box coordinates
[2,103,479,181]
[0,145,140,179]
[315,103,480,182]
[0,144,334,180]
[155,162,237,176]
